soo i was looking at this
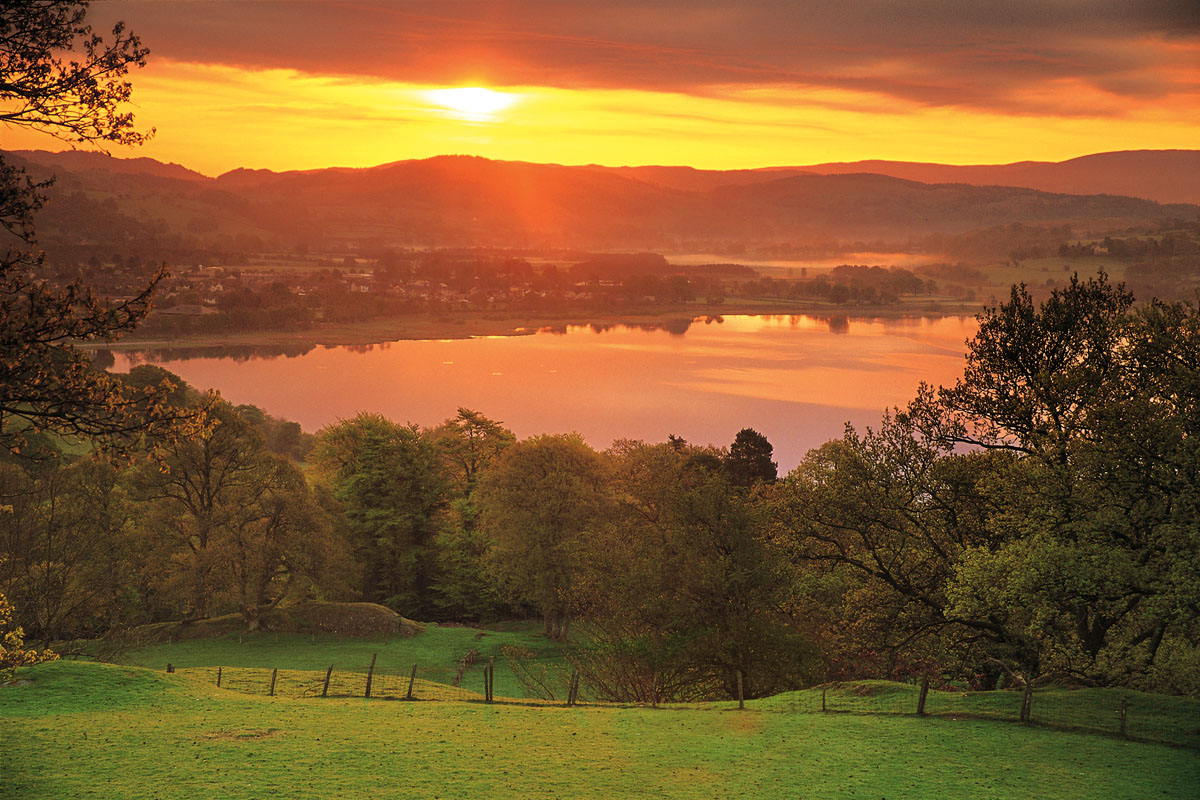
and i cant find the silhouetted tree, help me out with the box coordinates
[725,427,777,487]
[0,1,194,459]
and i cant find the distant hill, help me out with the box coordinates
[10,148,210,183]
[788,151,1200,206]
[4,148,1198,254]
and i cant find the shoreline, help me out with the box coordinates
[85,299,981,352]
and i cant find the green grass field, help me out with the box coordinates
[4,660,1198,800]
[91,626,1200,746]
[100,622,567,700]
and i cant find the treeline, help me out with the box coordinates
[2,275,1197,701]
[729,265,934,305]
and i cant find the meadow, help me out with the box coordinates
[4,658,1199,800]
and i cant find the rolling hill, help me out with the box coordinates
[5,149,1198,254]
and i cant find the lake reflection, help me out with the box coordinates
[113,314,978,471]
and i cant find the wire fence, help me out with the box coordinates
[757,680,1200,750]
[170,652,580,707]
[162,660,1199,750]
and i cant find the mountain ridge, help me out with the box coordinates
[4,148,1197,253]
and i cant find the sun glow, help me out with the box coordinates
[6,60,1196,175]
[425,87,518,119]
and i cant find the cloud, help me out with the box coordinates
[89,1,1200,114]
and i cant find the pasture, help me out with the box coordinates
[4,656,1199,800]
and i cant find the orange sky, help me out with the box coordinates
[3,1,1198,175]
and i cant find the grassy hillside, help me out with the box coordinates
[3,660,1198,800]
[97,625,1200,746]
[97,622,566,700]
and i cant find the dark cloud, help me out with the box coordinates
[90,1,1200,112]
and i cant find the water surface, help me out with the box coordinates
[115,314,978,472]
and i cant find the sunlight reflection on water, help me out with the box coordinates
[113,314,977,472]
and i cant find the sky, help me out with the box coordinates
[5,0,1200,174]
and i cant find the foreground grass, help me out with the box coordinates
[3,661,1197,800]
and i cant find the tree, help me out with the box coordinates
[771,396,1008,683]
[428,408,515,621]
[134,400,352,628]
[311,413,449,617]
[0,2,192,460]
[0,457,137,641]
[475,434,612,640]
[208,453,353,631]
[939,276,1200,686]
[573,440,818,702]
[724,427,777,487]
[0,581,56,679]
[0,1,192,653]
[775,275,1200,690]
[430,407,515,495]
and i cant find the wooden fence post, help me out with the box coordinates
[365,653,377,699]
[737,671,744,710]
[917,676,930,716]
[651,673,658,709]
[1020,681,1033,723]
[269,668,278,697]
[321,664,333,698]
[166,663,174,674]
[821,687,826,712]
[216,667,222,688]
[1119,695,1128,738]
[489,656,495,702]
[406,664,417,700]
[566,672,580,707]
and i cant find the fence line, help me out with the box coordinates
[163,661,1199,750]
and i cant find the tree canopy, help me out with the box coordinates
[0,1,192,460]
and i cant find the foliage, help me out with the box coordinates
[428,409,514,621]
[476,434,612,639]
[0,1,197,460]
[429,407,515,495]
[311,413,449,618]
[133,400,354,628]
[0,457,137,640]
[770,401,1004,681]
[775,274,1200,692]
[941,275,1200,686]
[0,581,56,678]
[724,426,777,487]
[570,440,818,702]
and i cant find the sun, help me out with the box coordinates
[425,87,518,119]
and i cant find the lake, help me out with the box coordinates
[113,314,979,472]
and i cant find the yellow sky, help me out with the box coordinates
[4,58,1198,175]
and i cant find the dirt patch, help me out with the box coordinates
[1,678,34,688]
[204,728,282,741]
[725,711,765,735]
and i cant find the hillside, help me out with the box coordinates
[793,150,1200,206]
[6,149,1198,255]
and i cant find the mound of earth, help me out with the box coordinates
[123,602,424,643]
[268,601,424,637]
